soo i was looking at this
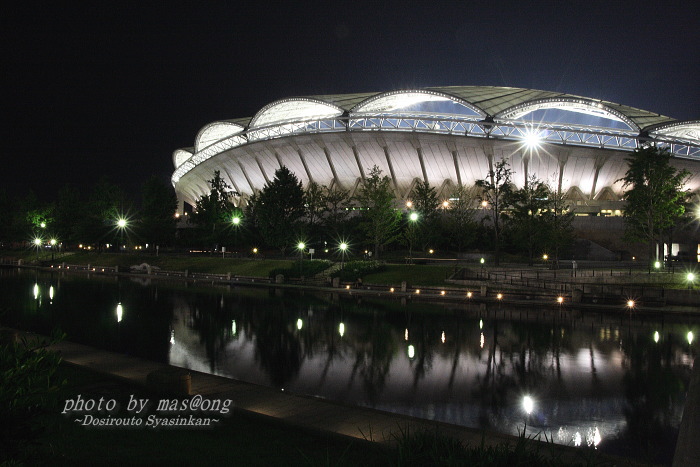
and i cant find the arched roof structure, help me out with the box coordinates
[172,85,700,213]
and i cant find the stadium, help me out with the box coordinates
[171,86,700,255]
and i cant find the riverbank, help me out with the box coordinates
[3,251,699,315]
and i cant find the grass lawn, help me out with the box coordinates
[24,363,389,466]
[362,264,460,287]
[36,251,294,277]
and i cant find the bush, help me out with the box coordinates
[268,259,332,279]
[331,260,385,282]
[0,329,65,463]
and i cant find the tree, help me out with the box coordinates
[620,146,690,266]
[410,180,440,251]
[76,179,126,250]
[507,176,550,265]
[192,171,236,251]
[53,184,82,245]
[323,186,351,239]
[254,166,305,254]
[354,166,401,259]
[444,184,478,254]
[542,182,575,265]
[140,176,178,250]
[475,159,513,266]
[303,182,327,243]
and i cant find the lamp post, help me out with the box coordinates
[33,237,42,261]
[339,242,348,270]
[231,215,241,256]
[408,211,418,262]
[117,218,127,254]
[297,242,305,277]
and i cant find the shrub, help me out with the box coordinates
[0,329,65,463]
[331,260,384,282]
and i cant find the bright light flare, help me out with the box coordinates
[407,345,415,359]
[296,319,303,330]
[523,395,534,415]
[522,129,542,150]
[339,322,345,337]
[116,303,123,323]
[117,218,127,228]
[688,331,694,345]
[409,212,419,221]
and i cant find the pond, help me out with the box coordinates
[1,267,697,464]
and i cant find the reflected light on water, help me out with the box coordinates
[116,303,123,323]
[338,322,345,337]
[33,283,39,300]
[441,331,446,343]
[407,345,415,359]
[231,320,236,336]
[480,333,485,349]
[654,331,660,343]
[479,319,483,329]
[296,318,303,330]
[404,328,409,341]
[523,396,534,415]
[49,286,54,300]
[170,330,175,345]
[574,431,582,447]
[688,331,694,345]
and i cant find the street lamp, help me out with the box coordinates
[116,218,127,254]
[339,242,348,270]
[408,212,419,262]
[297,242,305,277]
[687,272,696,289]
[50,238,57,260]
[33,237,42,261]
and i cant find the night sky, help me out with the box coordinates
[4,1,699,203]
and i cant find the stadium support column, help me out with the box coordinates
[482,141,495,185]
[290,141,314,185]
[590,154,608,200]
[314,136,342,189]
[376,136,399,193]
[521,149,530,188]
[411,137,429,184]
[556,149,570,197]
[341,133,365,182]
[446,142,462,186]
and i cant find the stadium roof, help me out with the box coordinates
[228,86,679,132]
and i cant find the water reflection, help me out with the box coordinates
[2,269,696,464]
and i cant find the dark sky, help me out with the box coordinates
[3,1,699,202]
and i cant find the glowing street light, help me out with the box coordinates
[297,242,305,276]
[409,212,419,222]
[40,222,46,229]
[231,216,241,225]
[654,261,662,270]
[116,218,127,254]
[33,237,42,260]
[339,242,348,270]
[687,272,696,289]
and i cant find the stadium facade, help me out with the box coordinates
[172,86,700,217]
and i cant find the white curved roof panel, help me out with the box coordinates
[195,121,245,153]
[250,98,344,128]
[172,148,193,169]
